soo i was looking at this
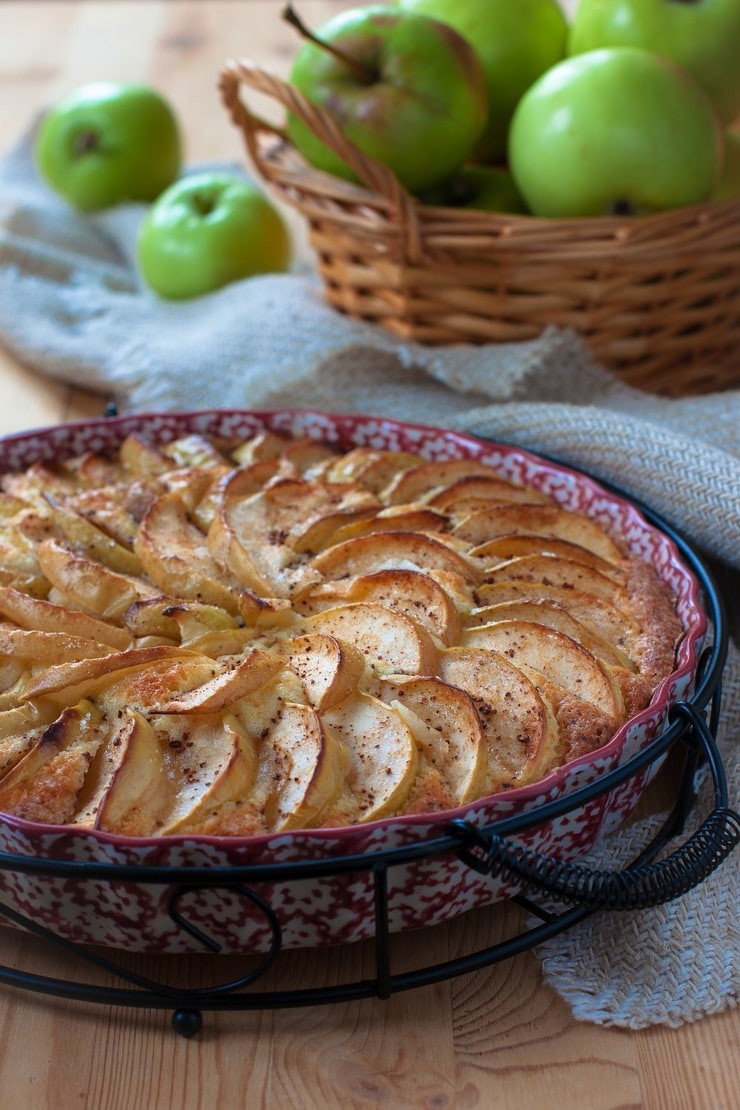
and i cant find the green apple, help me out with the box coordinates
[398,0,568,162]
[712,130,740,199]
[569,0,740,125]
[418,165,529,213]
[34,81,181,211]
[136,172,292,299]
[286,4,488,194]
[508,47,723,218]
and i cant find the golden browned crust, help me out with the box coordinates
[0,430,683,835]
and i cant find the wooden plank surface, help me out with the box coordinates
[0,4,738,1107]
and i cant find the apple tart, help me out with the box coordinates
[0,427,682,837]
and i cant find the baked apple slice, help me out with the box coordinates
[135,492,241,613]
[0,701,61,776]
[156,711,260,835]
[60,488,141,554]
[0,628,116,711]
[464,599,634,672]
[304,601,439,676]
[229,429,292,466]
[439,646,560,791]
[378,674,487,806]
[289,505,380,555]
[0,584,132,650]
[211,459,283,504]
[317,504,450,547]
[278,436,340,477]
[310,530,481,585]
[36,537,159,622]
[20,645,215,708]
[160,433,231,471]
[453,504,624,562]
[92,709,173,836]
[158,465,230,519]
[319,447,420,491]
[321,692,418,823]
[0,699,60,743]
[179,627,262,659]
[427,475,551,513]
[209,477,367,596]
[462,619,624,721]
[482,554,623,601]
[263,702,347,831]
[1,462,77,508]
[382,459,505,504]
[470,534,624,579]
[297,567,462,646]
[277,633,367,712]
[237,590,295,630]
[121,595,238,643]
[474,579,639,651]
[0,627,114,665]
[157,647,285,713]
[42,496,143,576]
[119,432,176,477]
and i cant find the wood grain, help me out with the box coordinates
[0,4,738,1107]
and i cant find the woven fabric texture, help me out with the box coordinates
[1,128,738,1029]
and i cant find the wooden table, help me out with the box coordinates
[0,4,737,1107]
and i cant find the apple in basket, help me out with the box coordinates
[508,47,723,218]
[712,130,740,201]
[397,0,569,163]
[284,3,488,194]
[569,0,740,125]
[34,82,181,211]
[418,164,529,214]
[136,171,292,299]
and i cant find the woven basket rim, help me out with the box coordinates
[218,58,740,246]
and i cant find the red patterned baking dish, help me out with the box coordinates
[0,409,707,954]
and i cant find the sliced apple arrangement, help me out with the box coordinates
[0,427,682,837]
[282,0,740,216]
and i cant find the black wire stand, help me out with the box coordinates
[0,505,737,1037]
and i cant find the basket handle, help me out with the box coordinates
[218,59,423,258]
[449,703,740,911]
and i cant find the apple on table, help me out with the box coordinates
[508,46,723,218]
[34,81,182,211]
[136,172,293,300]
[284,3,488,194]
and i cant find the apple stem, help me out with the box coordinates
[282,3,377,84]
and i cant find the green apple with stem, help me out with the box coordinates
[508,47,723,218]
[136,171,292,299]
[35,82,181,211]
[284,3,488,194]
[569,0,740,125]
[398,0,568,163]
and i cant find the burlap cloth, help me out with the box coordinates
[0,126,738,1028]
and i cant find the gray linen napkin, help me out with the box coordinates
[1,123,738,1028]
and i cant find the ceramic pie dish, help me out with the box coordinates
[0,409,707,954]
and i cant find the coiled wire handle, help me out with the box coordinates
[450,701,739,911]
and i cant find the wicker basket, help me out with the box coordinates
[219,59,740,397]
